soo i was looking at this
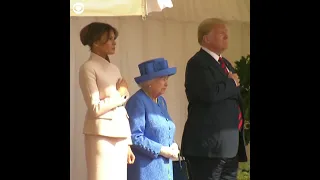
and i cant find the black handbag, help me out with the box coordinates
[173,152,190,180]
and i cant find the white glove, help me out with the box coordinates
[171,143,179,151]
[160,146,174,159]
[170,143,180,160]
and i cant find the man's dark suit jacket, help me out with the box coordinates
[181,48,247,162]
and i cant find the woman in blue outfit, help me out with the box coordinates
[126,58,179,180]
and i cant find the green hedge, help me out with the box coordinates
[238,162,250,180]
[234,55,250,145]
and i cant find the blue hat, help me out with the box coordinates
[134,58,177,84]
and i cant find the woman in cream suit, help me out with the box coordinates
[78,22,135,180]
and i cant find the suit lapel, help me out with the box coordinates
[198,49,227,76]
[223,58,235,73]
[198,49,244,105]
[222,59,244,108]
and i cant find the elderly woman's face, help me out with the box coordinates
[150,76,169,95]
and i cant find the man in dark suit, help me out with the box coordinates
[181,18,248,180]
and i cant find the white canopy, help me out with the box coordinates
[70,0,174,17]
[70,0,249,23]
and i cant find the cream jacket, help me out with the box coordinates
[79,53,131,143]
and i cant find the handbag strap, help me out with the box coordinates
[176,145,191,179]
[177,145,185,169]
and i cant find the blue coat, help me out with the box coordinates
[126,89,176,180]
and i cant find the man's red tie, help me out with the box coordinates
[218,57,243,131]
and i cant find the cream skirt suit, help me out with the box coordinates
[79,53,132,180]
